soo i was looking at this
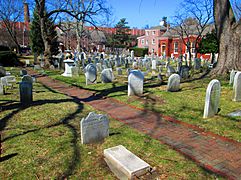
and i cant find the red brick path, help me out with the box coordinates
[33,73,241,179]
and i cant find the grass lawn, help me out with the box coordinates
[43,66,241,142]
[0,67,222,179]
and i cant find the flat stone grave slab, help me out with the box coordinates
[104,145,151,179]
[227,110,241,117]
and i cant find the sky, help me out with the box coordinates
[108,0,182,29]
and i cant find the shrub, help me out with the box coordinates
[0,51,23,66]
[129,47,148,57]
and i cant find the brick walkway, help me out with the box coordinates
[32,72,241,179]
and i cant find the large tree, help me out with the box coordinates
[0,0,23,53]
[212,0,241,74]
[114,18,131,47]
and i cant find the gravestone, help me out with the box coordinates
[19,80,33,105]
[101,69,114,83]
[49,65,55,70]
[167,74,180,92]
[25,60,30,67]
[229,69,237,85]
[132,62,138,69]
[22,75,33,83]
[34,65,41,70]
[0,83,4,95]
[233,71,241,101]
[80,112,109,144]
[0,66,6,77]
[166,65,176,77]
[104,145,151,179]
[194,58,201,70]
[20,69,28,76]
[128,70,144,96]
[96,63,102,72]
[227,110,241,117]
[203,79,221,118]
[71,67,79,76]
[152,60,157,70]
[131,50,134,60]
[116,68,122,75]
[85,63,97,85]
[179,66,190,79]
[62,58,75,77]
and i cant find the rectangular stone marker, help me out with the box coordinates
[104,145,151,179]
[80,112,109,144]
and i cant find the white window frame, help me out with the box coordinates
[191,42,195,54]
[152,39,155,44]
[146,40,148,45]
[141,39,144,45]
[174,42,178,54]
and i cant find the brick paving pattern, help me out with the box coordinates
[31,72,241,179]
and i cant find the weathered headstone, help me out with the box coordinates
[0,66,6,77]
[101,69,114,83]
[20,69,28,76]
[128,70,144,96]
[179,66,189,79]
[194,58,201,70]
[22,75,33,83]
[104,145,151,179]
[130,50,134,60]
[96,63,102,72]
[132,62,138,69]
[62,58,75,77]
[229,69,237,85]
[166,65,176,77]
[85,63,97,85]
[19,80,33,105]
[34,65,42,70]
[167,74,180,92]
[152,60,157,70]
[80,112,109,144]
[227,110,241,117]
[116,68,122,75]
[233,71,241,101]
[0,83,4,95]
[203,79,221,118]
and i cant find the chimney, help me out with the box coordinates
[24,3,30,23]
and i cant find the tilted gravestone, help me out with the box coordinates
[80,112,109,144]
[167,74,180,92]
[85,63,97,85]
[128,70,144,96]
[101,68,114,83]
[233,71,241,101]
[203,79,221,118]
[20,76,33,105]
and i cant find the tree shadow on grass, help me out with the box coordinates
[0,96,84,178]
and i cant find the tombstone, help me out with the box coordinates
[96,63,103,72]
[203,79,221,118]
[229,70,237,85]
[179,66,190,79]
[22,75,33,83]
[227,110,241,117]
[128,70,144,96]
[151,60,157,70]
[157,73,163,84]
[104,145,151,180]
[71,67,79,76]
[62,58,75,77]
[34,65,41,70]
[194,58,201,70]
[80,112,109,144]
[132,61,138,69]
[166,65,176,77]
[167,74,180,92]
[85,63,97,85]
[130,50,134,60]
[101,69,114,83]
[19,79,33,105]
[233,71,241,101]
[20,69,28,76]
[116,68,122,75]
[49,65,55,70]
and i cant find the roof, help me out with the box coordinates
[148,25,167,31]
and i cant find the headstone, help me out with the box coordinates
[96,63,102,72]
[229,69,237,85]
[19,80,33,105]
[20,69,28,76]
[116,68,122,75]
[151,60,157,70]
[34,65,41,70]
[157,73,163,84]
[194,58,201,70]
[233,71,241,101]
[0,83,4,95]
[167,74,180,92]
[62,58,75,77]
[179,66,190,79]
[101,69,114,83]
[131,50,134,60]
[104,145,151,180]
[132,62,138,69]
[128,70,144,96]
[203,79,221,118]
[71,67,79,76]
[227,110,241,117]
[49,65,55,70]
[166,65,176,77]
[80,112,109,144]
[85,63,97,85]
[25,60,30,67]
[22,75,33,83]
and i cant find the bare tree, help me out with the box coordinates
[212,0,241,74]
[172,0,213,67]
[0,0,23,52]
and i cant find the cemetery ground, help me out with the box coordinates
[0,68,223,179]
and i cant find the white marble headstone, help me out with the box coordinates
[167,74,180,92]
[233,71,241,101]
[101,68,114,83]
[128,70,144,96]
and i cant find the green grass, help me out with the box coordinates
[44,67,241,142]
[0,67,222,179]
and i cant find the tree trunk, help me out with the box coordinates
[212,0,241,75]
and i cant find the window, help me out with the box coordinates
[152,39,155,44]
[141,39,144,45]
[146,40,149,45]
[152,31,155,35]
[191,42,195,53]
[174,42,178,53]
